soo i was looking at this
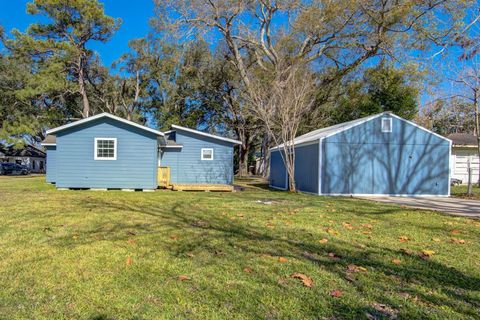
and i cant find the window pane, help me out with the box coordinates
[96,139,115,159]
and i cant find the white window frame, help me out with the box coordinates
[381,117,392,133]
[201,148,214,161]
[94,138,117,161]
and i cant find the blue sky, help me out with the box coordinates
[0,0,154,67]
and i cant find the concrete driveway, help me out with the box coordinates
[358,196,480,218]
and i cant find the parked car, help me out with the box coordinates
[450,178,462,186]
[0,163,15,175]
[0,163,30,175]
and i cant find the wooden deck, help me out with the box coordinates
[171,184,234,192]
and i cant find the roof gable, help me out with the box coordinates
[46,113,164,137]
[271,112,450,150]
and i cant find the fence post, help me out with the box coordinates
[467,159,473,196]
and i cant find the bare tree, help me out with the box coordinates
[249,62,316,190]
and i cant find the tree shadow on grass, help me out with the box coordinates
[51,196,480,319]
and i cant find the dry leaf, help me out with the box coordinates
[432,237,441,242]
[266,223,275,229]
[450,238,466,244]
[291,273,313,287]
[237,213,244,217]
[278,257,288,263]
[450,229,460,235]
[127,239,136,245]
[399,236,409,243]
[177,275,191,281]
[419,249,435,259]
[347,264,368,273]
[170,235,178,240]
[126,256,133,266]
[361,224,373,229]
[326,228,339,236]
[319,238,329,244]
[392,259,402,265]
[330,289,343,298]
[243,267,253,273]
[186,252,195,258]
[342,222,354,230]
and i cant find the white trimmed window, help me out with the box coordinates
[381,118,392,133]
[94,138,117,160]
[201,148,214,161]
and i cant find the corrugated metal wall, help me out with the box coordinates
[321,115,450,195]
[269,150,287,189]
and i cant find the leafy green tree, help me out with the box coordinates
[332,64,419,124]
[7,0,120,118]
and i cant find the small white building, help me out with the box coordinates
[448,133,479,184]
[0,144,46,173]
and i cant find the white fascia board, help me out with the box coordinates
[388,113,451,143]
[163,145,183,149]
[270,139,320,151]
[40,143,57,146]
[171,124,241,145]
[46,113,165,137]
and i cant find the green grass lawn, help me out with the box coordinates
[1,176,479,319]
[451,184,480,200]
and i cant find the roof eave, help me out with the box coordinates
[46,113,165,137]
[171,124,242,145]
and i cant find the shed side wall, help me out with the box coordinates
[161,130,234,184]
[45,146,57,183]
[56,118,158,189]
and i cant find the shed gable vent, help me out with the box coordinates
[381,118,392,133]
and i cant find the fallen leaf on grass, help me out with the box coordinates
[399,236,409,243]
[326,228,339,236]
[126,256,133,266]
[450,238,466,244]
[369,303,398,319]
[392,259,402,265]
[361,223,373,229]
[327,252,340,260]
[266,223,275,229]
[170,235,178,240]
[318,238,329,244]
[278,257,288,263]
[432,237,441,242]
[127,239,136,245]
[330,290,343,298]
[237,213,244,217]
[186,252,195,258]
[342,222,354,230]
[243,267,253,273]
[450,229,461,235]
[291,273,313,287]
[177,275,191,281]
[347,264,368,273]
[419,250,435,259]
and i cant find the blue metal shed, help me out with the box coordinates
[41,113,240,190]
[269,112,451,196]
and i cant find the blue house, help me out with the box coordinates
[41,113,240,190]
[270,112,451,196]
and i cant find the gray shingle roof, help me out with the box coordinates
[41,135,56,145]
[447,133,477,146]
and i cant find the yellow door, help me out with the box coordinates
[157,167,171,188]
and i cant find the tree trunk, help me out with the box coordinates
[78,55,90,118]
[236,128,250,176]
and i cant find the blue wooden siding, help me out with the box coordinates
[45,146,56,183]
[160,129,234,184]
[55,118,158,189]
[294,143,319,193]
[321,115,450,195]
[269,150,287,189]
